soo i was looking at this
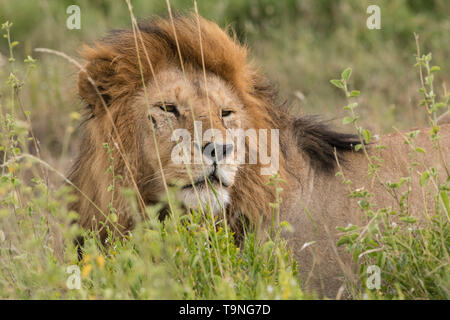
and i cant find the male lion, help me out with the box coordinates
[70,14,450,298]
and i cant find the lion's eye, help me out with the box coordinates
[158,103,179,117]
[221,110,233,117]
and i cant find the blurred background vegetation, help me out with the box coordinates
[0,0,449,171]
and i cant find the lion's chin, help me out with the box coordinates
[178,186,230,214]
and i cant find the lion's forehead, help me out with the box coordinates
[140,66,242,111]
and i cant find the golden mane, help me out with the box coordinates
[73,14,285,237]
[78,15,276,119]
[72,14,360,238]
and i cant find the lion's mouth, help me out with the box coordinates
[182,173,230,189]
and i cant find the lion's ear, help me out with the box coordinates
[78,45,118,115]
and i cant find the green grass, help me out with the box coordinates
[0,0,449,300]
[331,60,449,299]
[0,181,304,299]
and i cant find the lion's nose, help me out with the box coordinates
[203,142,234,162]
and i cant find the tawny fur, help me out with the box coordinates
[70,14,450,298]
[437,111,450,125]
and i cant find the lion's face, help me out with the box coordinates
[133,66,247,213]
[74,15,280,232]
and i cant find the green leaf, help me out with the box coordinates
[355,144,363,151]
[440,190,450,215]
[342,116,353,125]
[330,79,345,89]
[336,224,358,232]
[420,171,429,186]
[363,129,371,143]
[109,213,118,223]
[408,130,420,139]
[337,235,352,246]
[380,251,387,268]
[415,147,426,154]
[341,68,352,81]
[430,66,440,73]
[344,102,358,110]
[350,90,360,97]
[433,102,445,110]
[400,216,417,224]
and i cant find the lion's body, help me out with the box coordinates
[70,14,449,298]
[280,126,450,297]
[438,111,450,125]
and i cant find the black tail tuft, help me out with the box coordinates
[292,116,361,172]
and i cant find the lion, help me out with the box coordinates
[70,14,450,298]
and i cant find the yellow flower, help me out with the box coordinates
[70,112,81,121]
[82,264,92,278]
[96,256,105,268]
[82,254,92,264]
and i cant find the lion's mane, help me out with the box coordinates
[70,14,358,242]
